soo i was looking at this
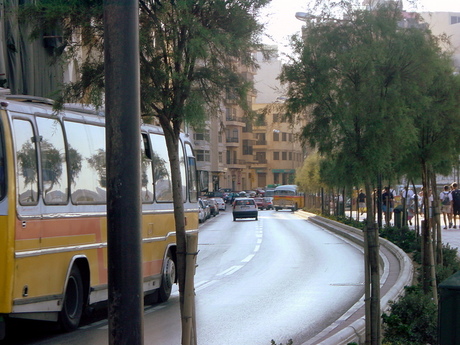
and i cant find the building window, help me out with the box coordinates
[273,131,279,141]
[194,130,210,141]
[273,151,279,160]
[196,150,210,162]
[452,16,460,24]
[256,133,266,145]
[289,152,292,160]
[282,132,287,141]
[219,152,223,163]
[256,151,266,163]
[282,151,287,160]
[243,139,253,155]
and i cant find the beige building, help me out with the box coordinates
[418,11,460,71]
[194,46,306,193]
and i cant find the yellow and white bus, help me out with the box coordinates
[273,184,304,212]
[0,94,199,338]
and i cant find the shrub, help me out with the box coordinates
[379,226,419,254]
[382,286,437,345]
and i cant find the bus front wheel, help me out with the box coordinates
[59,266,84,332]
[158,252,176,302]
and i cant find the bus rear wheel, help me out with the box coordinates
[158,252,176,302]
[59,266,84,332]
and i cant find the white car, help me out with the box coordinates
[212,197,226,211]
[232,198,258,221]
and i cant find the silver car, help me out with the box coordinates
[232,198,258,221]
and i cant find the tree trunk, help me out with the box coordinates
[430,171,443,265]
[364,182,381,345]
[162,123,196,344]
[421,164,438,304]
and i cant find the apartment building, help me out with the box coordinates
[193,47,305,193]
[419,11,460,71]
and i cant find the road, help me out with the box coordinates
[3,209,365,345]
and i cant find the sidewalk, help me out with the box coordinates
[345,210,460,255]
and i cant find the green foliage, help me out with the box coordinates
[436,244,460,284]
[334,215,365,230]
[295,152,324,192]
[382,286,437,345]
[379,226,419,254]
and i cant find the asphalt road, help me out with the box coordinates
[3,209,366,345]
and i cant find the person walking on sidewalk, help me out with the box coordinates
[440,185,453,229]
[451,183,460,229]
[358,189,366,215]
[382,187,394,226]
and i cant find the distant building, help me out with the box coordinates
[418,11,460,71]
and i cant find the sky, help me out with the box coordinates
[261,0,460,56]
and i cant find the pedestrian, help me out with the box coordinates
[439,185,453,229]
[382,186,394,226]
[358,189,366,215]
[451,182,460,229]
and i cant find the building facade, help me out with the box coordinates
[193,47,306,193]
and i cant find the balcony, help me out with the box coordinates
[226,159,246,169]
[226,137,240,147]
[225,116,246,126]
[253,140,267,148]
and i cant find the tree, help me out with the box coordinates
[280,3,460,343]
[18,0,270,342]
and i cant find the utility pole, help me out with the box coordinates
[104,0,143,343]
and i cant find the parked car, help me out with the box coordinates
[198,199,206,223]
[206,198,219,217]
[198,198,210,222]
[224,192,239,204]
[232,197,258,221]
[212,197,226,211]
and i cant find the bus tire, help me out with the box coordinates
[59,266,84,332]
[158,252,176,303]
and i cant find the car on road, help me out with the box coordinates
[263,197,273,210]
[254,197,266,210]
[232,197,258,221]
[212,197,226,211]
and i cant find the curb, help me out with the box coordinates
[297,212,414,345]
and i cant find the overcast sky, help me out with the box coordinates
[261,0,460,56]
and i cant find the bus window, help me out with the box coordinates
[64,121,106,204]
[149,133,173,202]
[36,117,68,204]
[185,143,197,202]
[141,134,154,203]
[179,140,187,202]
[13,119,39,205]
